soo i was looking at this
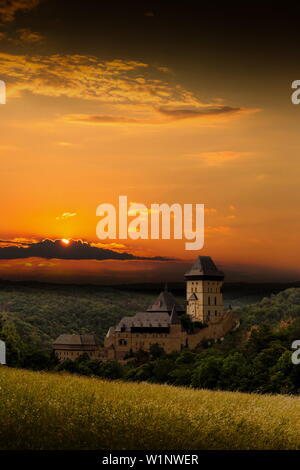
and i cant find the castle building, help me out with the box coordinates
[53,334,100,362]
[53,256,238,362]
[185,256,224,322]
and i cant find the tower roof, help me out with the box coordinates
[185,256,224,280]
[146,289,185,314]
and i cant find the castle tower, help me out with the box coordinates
[184,256,224,323]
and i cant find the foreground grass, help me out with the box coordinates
[0,367,300,450]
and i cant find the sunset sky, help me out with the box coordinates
[0,1,300,283]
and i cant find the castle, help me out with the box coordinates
[53,256,238,362]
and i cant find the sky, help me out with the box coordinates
[0,1,300,284]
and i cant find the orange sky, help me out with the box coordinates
[0,2,299,283]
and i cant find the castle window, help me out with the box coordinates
[208,296,211,305]
[215,311,217,316]
[215,297,217,305]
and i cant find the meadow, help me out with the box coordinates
[1,367,300,450]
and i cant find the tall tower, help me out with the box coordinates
[185,256,224,323]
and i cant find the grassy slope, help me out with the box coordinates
[1,367,300,450]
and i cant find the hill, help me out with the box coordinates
[0,281,157,349]
[0,279,296,352]
[0,367,300,450]
[1,283,300,390]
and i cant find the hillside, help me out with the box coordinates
[0,367,300,450]
[0,282,157,348]
[1,284,300,393]
[0,279,296,352]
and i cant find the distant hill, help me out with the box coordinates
[0,281,156,348]
[0,279,299,350]
[235,287,300,330]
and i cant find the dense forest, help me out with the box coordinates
[1,282,300,394]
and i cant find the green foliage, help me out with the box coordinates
[1,283,300,395]
[149,343,165,360]
[0,283,156,349]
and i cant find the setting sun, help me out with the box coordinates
[61,239,70,245]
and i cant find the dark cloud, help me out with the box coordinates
[0,239,171,261]
[63,105,245,127]
[0,0,40,22]
[65,114,145,125]
[157,105,241,120]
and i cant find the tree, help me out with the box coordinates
[219,352,250,391]
[149,343,165,360]
[191,357,223,389]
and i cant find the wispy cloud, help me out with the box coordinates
[15,28,43,43]
[55,212,77,221]
[157,105,243,119]
[188,151,253,166]
[62,105,252,126]
[0,52,258,125]
[0,0,40,22]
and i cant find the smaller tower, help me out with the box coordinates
[185,256,224,323]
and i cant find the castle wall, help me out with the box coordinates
[54,346,101,362]
[104,324,187,361]
[186,310,238,349]
[102,310,238,361]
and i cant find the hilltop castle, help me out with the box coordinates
[53,256,238,362]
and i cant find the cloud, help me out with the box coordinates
[188,151,253,166]
[0,238,171,261]
[0,237,37,248]
[0,53,179,105]
[62,104,250,126]
[0,27,43,44]
[157,105,242,119]
[63,114,149,125]
[0,52,257,125]
[55,212,77,220]
[0,0,40,22]
[15,28,43,43]
[205,226,231,233]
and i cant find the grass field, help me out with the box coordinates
[0,367,300,450]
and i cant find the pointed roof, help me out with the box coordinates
[188,292,198,301]
[170,305,181,325]
[185,256,224,280]
[146,289,185,314]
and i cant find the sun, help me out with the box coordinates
[61,238,70,245]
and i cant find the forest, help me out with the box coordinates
[1,282,300,395]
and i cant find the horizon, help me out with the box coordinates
[0,2,300,283]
